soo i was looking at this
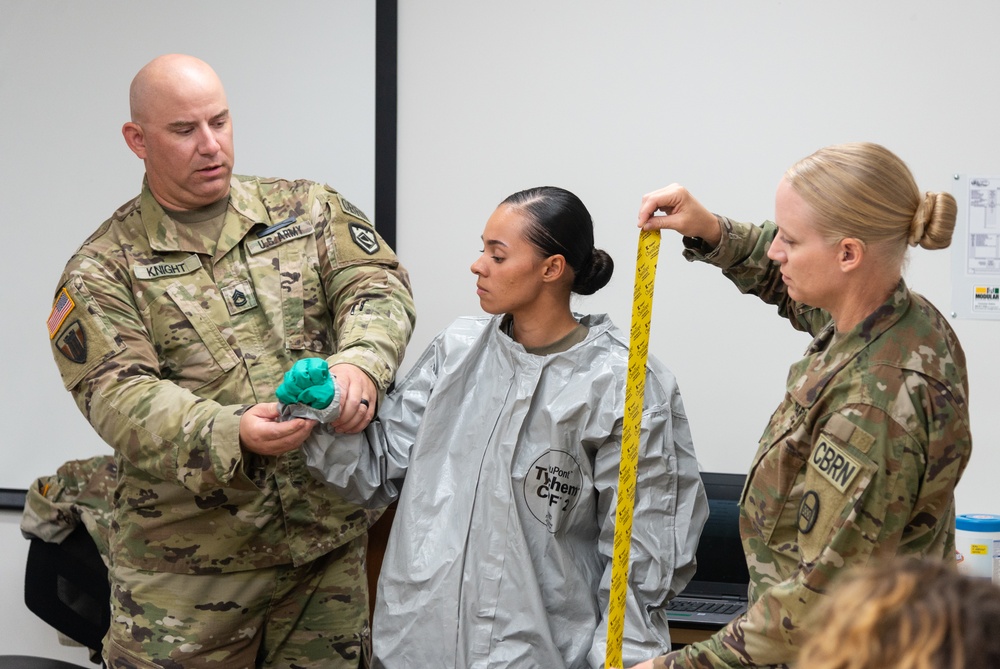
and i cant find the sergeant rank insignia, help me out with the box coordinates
[223,280,258,315]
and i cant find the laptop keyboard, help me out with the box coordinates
[667,599,744,615]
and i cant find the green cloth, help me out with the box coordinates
[277,357,335,408]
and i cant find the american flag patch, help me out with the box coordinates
[47,288,75,339]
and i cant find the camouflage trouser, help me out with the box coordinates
[105,534,370,668]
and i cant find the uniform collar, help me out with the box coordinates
[788,279,910,407]
[489,312,613,358]
[139,176,271,257]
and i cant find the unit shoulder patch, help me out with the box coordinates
[54,320,88,363]
[349,222,380,255]
[797,490,820,534]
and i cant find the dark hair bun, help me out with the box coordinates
[572,248,614,295]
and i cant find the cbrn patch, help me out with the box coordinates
[810,437,862,493]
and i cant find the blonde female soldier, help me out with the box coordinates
[630,143,972,669]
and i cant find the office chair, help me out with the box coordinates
[21,523,110,667]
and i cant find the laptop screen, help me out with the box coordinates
[682,471,750,597]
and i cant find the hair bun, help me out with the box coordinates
[573,247,614,295]
[908,191,934,247]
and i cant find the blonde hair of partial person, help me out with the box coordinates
[784,142,957,267]
[797,559,1000,669]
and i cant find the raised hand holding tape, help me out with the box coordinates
[605,228,661,668]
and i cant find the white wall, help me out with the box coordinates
[5,0,1000,658]
[394,0,1000,519]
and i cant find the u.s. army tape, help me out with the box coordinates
[606,229,661,668]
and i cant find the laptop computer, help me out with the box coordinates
[666,471,750,628]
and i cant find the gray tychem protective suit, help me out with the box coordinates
[302,313,708,668]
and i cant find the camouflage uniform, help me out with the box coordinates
[20,455,117,664]
[20,454,117,556]
[46,176,415,667]
[654,218,971,669]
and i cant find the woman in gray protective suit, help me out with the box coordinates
[291,186,708,668]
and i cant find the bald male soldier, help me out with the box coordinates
[45,54,415,668]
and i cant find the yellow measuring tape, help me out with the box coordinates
[606,228,661,668]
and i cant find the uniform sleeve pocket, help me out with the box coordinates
[49,278,126,390]
[796,431,877,564]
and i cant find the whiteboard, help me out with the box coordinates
[0,1,376,489]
